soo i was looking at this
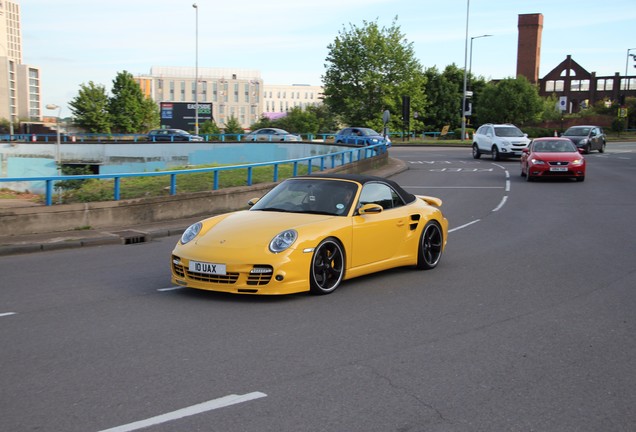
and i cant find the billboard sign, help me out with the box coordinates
[160,102,213,131]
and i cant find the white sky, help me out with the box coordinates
[21,0,636,117]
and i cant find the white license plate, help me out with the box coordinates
[189,260,227,275]
[550,167,568,172]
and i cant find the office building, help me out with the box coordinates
[0,0,42,124]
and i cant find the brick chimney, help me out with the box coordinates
[516,13,543,83]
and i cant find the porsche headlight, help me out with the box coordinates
[269,229,297,253]
[181,222,202,244]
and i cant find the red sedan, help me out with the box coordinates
[521,137,586,182]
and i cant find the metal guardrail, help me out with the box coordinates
[1,132,328,143]
[0,144,387,206]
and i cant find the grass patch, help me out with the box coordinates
[61,163,310,203]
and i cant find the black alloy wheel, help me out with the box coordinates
[416,221,443,270]
[309,238,345,294]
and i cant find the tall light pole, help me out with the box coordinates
[45,104,62,174]
[464,34,492,123]
[460,0,470,141]
[625,48,636,93]
[46,103,62,203]
[193,3,199,135]
[469,34,492,82]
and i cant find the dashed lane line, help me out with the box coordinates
[97,392,267,432]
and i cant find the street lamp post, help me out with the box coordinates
[45,104,61,173]
[461,0,470,141]
[625,48,636,93]
[469,34,493,82]
[193,3,199,136]
[46,103,62,203]
[464,34,492,124]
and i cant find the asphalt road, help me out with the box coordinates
[2,144,635,432]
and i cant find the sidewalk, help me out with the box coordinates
[0,157,408,256]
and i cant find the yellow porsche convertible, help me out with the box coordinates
[171,174,448,295]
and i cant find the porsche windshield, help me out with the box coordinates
[251,179,359,216]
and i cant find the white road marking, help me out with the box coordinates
[97,392,267,432]
[413,162,511,233]
[492,196,508,212]
[157,286,183,292]
[449,220,480,233]
[0,312,16,317]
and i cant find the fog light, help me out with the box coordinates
[275,274,284,281]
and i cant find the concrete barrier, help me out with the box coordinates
[0,153,389,236]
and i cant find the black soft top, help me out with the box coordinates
[299,173,416,204]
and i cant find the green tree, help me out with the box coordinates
[476,76,543,125]
[249,116,275,131]
[223,116,244,140]
[68,81,111,133]
[109,71,147,133]
[421,65,462,131]
[139,97,160,132]
[540,94,563,122]
[322,17,427,133]
[200,119,221,135]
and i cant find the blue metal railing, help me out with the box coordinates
[0,132,398,143]
[0,144,387,206]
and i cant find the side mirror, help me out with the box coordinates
[578,148,584,154]
[358,203,383,215]
[522,148,530,154]
[247,198,260,206]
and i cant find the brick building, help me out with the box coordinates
[516,13,636,113]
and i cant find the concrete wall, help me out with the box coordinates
[0,153,388,236]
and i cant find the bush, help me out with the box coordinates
[522,127,554,138]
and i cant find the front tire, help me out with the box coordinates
[491,146,500,161]
[599,142,605,153]
[309,238,345,294]
[472,144,481,159]
[416,221,443,270]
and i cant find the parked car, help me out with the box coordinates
[520,137,586,182]
[170,174,448,295]
[244,128,301,142]
[148,129,203,142]
[472,123,531,160]
[561,125,606,154]
[334,127,391,147]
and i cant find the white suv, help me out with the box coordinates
[472,124,531,160]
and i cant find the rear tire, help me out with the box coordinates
[416,221,443,270]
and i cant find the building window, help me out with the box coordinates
[570,80,589,92]
[596,79,613,91]
[621,78,636,91]
[546,80,565,92]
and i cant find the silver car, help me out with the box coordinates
[244,128,301,142]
